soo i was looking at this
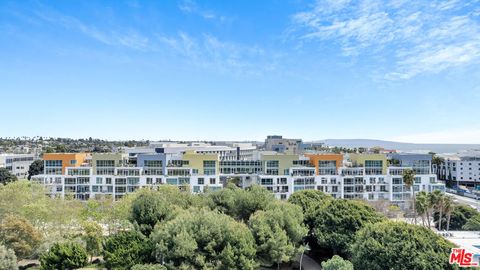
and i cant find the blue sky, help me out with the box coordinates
[1,0,480,143]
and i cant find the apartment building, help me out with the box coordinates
[434,151,480,188]
[264,135,303,154]
[33,151,444,205]
[0,153,36,178]
[125,142,257,161]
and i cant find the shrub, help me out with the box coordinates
[321,255,354,270]
[131,264,167,270]
[0,244,18,270]
[40,242,88,270]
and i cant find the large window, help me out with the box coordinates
[45,160,62,167]
[96,160,115,167]
[203,160,216,175]
[144,160,162,167]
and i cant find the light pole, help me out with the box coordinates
[299,243,310,270]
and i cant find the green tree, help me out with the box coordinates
[27,160,44,180]
[40,242,88,270]
[103,230,154,270]
[443,195,454,231]
[0,168,17,185]
[429,190,445,230]
[131,264,167,270]
[312,199,385,255]
[209,184,274,221]
[351,221,455,270]
[0,215,42,259]
[129,189,177,236]
[0,244,18,270]
[321,255,353,270]
[81,221,102,263]
[248,202,307,267]
[436,205,478,230]
[403,168,416,224]
[415,191,429,227]
[151,208,257,270]
[463,214,480,230]
[287,189,332,229]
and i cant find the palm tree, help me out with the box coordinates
[427,190,441,228]
[443,195,454,231]
[429,190,444,230]
[415,191,429,227]
[403,169,416,224]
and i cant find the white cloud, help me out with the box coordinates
[33,9,152,51]
[291,0,480,80]
[158,32,277,75]
[178,0,222,21]
[390,128,480,144]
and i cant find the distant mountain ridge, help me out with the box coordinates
[309,139,480,154]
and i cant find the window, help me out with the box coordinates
[266,160,279,167]
[45,160,62,167]
[96,160,115,167]
[210,178,216,185]
[261,178,273,185]
[198,178,204,185]
[144,160,162,167]
[203,160,216,175]
[96,177,102,184]
[166,178,177,185]
[106,178,112,184]
[70,160,77,165]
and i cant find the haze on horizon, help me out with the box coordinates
[1,0,479,144]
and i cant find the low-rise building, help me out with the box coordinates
[0,153,36,178]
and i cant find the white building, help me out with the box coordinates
[0,153,36,179]
[435,151,480,188]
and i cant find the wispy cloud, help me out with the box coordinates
[33,9,152,51]
[178,0,226,21]
[158,32,279,75]
[290,0,480,79]
[29,6,277,76]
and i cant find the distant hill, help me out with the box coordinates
[312,139,480,154]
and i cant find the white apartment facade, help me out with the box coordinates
[0,153,36,178]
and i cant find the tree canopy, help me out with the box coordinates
[321,255,354,270]
[287,189,332,228]
[248,202,307,267]
[151,208,258,270]
[312,199,385,255]
[103,230,154,270]
[0,215,42,259]
[129,188,177,236]
[0,168,17,185]
[27,160,44,180]
[351,221,455,270]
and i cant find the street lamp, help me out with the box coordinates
[299,243,311,270]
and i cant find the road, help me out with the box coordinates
[447,192,480,210]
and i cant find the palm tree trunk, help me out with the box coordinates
[412,187,417,225]
[438,208,443,231]
[447,213,451,231]
[426,208,432,228]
